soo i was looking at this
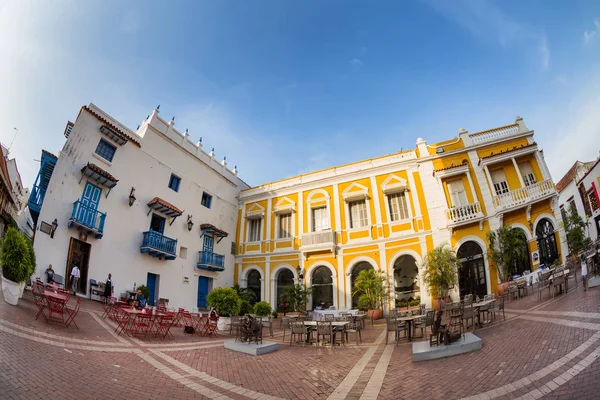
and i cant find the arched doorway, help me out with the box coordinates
[393,255,420,306]
[536,218,558,266]
[276,268,295,310]
[457,241,487,299]
[350,261,374,308]
[312,266,333,309]
[512,228,531,276]
[247,269,261,302]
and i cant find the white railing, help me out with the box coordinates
[445,202,483,225]
[301,230,337,247]
[469,124,520,145]
[493,179,555,210]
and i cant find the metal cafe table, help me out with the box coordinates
[303,320,349,345]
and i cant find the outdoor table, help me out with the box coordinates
[121,308,154,335]
[312,309,359,321]
[472,300,495,326]
[396,315,422,341]
[43,290,68,324]
[303,321,349,344]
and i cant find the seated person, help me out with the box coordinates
[135,289,147,309]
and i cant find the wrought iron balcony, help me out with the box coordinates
[196,251,225,272]
[140,230,177,260]
[68,200,106,239]
[493,179,556,212]
[445,201,484,227]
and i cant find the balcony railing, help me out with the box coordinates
[469,124,520,145]
[140,230,177,260]
[68,200,106,239]
[301,230,337,247]
[493,179,555,211]
[28,184,47,211]
[445,202,483,225]
[196,251,225,272]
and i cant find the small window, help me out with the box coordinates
[180,246,188,259]
[278,212,292,238]
[248,218,261,242]
[168,174,181,192]
[312,206,330,232]
[231,242,236,255]
[95,139,116,162]
[349,200,368,229]
[201,192,212,208]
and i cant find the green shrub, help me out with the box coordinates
[136,284,150,299]
[253,301,272,317]
[395,300,408,308]
[272,311,278,319]
[26,238,36,279]
[409,299,420,307]
[207,287,241,317]
[1,228,31,283]
[357,294,371,311]
[239,299,253,315]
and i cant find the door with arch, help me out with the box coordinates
[246,269,262,302]
[536,218,559,266]
[457,241,487,299]
[350,262,374,308]
[393,255,420,306]
[311,266,333,309]
[276,268,295,310]
[512,228,531,275]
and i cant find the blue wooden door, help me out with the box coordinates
[197,276,210,308]
[79,182,102,228]
[203,235,214,253]
[146,273,157,306]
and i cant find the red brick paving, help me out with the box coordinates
[1,283,599,399]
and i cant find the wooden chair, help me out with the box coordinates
[261,316,274,337]
[316,321,333,345]
[229,316,241,336]
[462,305,478,331]
[343,319,363,345]
[491,295,505,321]
[281,317,291,341]
[289,321,306,346]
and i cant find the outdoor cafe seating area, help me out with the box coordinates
[32,278,81,329]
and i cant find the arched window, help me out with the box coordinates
[457,241,487,299]
[312,266,333,309]
[393,255,419,306]
[247,270,261,302]
[350,261,374,308]
[536,218,558,266]
[276,268,295,310]
[512,228,531,276]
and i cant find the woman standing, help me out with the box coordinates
[104,273,114,304]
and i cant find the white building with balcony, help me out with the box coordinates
[30,104,248,310]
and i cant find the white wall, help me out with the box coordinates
[34,105,248,311]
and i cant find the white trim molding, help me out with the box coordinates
[240,266,265,302]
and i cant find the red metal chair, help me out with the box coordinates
[57,288,71,303]
[114,309,131,336]
[64,297,81,329]
[155,314,175,339]
[182,311,194,333]
[31,286,48,321]
[131,313,153,337]
[203,316,219,337]
[46,296,66,325]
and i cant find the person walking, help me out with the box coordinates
[581,254,589,292]
[103,273,114,304]
[45,264,55,284]
[70,264,80,295]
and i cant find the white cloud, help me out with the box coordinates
[539,36,550,70]
[584,30,597,42]
[349,58,363,67]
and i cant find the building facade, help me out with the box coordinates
[235,117,565,311]
[30,104,248,310]
[2,146,34,238]
[557,157,600,242]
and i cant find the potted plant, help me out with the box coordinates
[207,287,241,331]
[239,298,253,316]
[422,244,458,310]
[281,284,311,314]
[1,228,32,306]
[487,227,529,295]
[232,284,257,305]
[22,238,36,297]
[561,206,591,259]
[352,269,387,321]
[253,301,272,321]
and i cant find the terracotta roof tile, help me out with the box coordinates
[200,223,229,238]
[147,197,183,216]
[81,163,118,183]
[555,161,581,193]
[81,106,141,147]
[433,161,469,174]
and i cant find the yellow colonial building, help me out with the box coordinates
[234,116,565,312]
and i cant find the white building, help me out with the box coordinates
[556,156,600,242]
[0,144,31,237]
[31,104,248,310]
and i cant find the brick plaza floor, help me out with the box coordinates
[1,280,599,399]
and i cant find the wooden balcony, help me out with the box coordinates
[140,230,177,260]
[68,200,106,239]
[196,251,225,272]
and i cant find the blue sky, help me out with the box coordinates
[1,0,600,188]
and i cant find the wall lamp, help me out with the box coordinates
[50,219,58,238]
[187,215,194,231]
[128,187,136,207]
[296,265,304,280]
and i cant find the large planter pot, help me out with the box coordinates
[2,276,21,306]
[217,316,231,331]
[18,281,25,298]
[433,299,442,310]
[496,282,509,296]
[367,309,383,320]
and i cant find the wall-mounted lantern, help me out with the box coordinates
[128,187,136,207]
[187,215,194,231]
[296,265,304,280]
[50,219,58,238]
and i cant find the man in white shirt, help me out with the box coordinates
[71,264,81,294]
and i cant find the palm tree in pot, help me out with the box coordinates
[352,269,387,321]
[422,244,459,310]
